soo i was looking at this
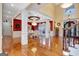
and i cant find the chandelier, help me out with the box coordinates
[28,16,40,26]
[60,3,73,8]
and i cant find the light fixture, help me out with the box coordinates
[28,16,40,26]
[11,4,14,7]
[61,3,73,8]
[32,21,37,26]
[8,11,11,14]
[6,16,9,18]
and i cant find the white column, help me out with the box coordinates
[45,20,50,38]
[45,20,50,47]
[21,10,28,45]
[0,3,2,53]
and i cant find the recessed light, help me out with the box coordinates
[32,22,37,26]
[11,4,14,7]
[8,11,11,14]
[6,16,9,18]
[61,3,73,8]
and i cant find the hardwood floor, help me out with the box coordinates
[51,36,63,56]
[2,36,63,56]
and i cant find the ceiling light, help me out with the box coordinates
[61,3,73,8]
[11,4,14,7]
[8,11,11,14]
[28,16,40,26]
[32,21,37,26]
[6,16,9,18]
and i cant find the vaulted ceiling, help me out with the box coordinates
[2,3,68,22]
[2,3,57,22]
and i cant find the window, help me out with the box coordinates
[64,5,76,19]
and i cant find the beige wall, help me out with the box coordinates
[55,5,64,26]
[39,4,56,19]
[55,5,64,37]
[0,3,2,53]
[75,4,79,19]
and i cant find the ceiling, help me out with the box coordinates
[2,3,30,22]
[2,3,56,22]
[2,3,63,22]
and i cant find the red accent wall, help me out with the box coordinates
[13,19,22,31]
[49,21,53,31]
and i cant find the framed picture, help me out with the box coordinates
[13,19,21,31]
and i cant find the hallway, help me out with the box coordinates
[0,3,79,56]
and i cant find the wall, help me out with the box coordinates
[3,22,12,36]
[0,3,2,53]
[13,31,21,38]
[39,4,56,19]
[75,4,79,19]
[55,5,64,37]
